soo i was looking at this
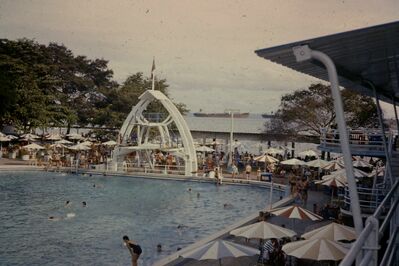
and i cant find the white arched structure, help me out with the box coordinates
[112,90,197,176]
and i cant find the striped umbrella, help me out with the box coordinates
[253,154,279,163]
[230,221,297,240]
[180,239,259,265]
[302,222,357,241]
[282,238,348,261]
[269,205,323,221]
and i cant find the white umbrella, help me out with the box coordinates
[66,133,83,140]
[323,161,345,171]
[68,143,91,151]
[196,145,215,152]
[280,158,307,166]
[180,239,259,265]
[102,140,117,146]
[264,147,284,155]
[253,154,279,164]
[302,222,357,241]
[20,133,40,142]
[0,135,10,142]
[55,139,73,145]
[352,159,373,168]
[80,140,94,146]
[230,221,296,240]
[306,158,330,168]
[20,133,40,139]
[22,143,45,150]
[6,135,18,140]
[316,176,346,187]
[316,176,346,202]
[282,238,349,261]
[44,133,62,141]
[50,143,68,149]
[269,205,323,221]
[324,168,368,179]
[298,150,319,158]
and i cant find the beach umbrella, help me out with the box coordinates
[0,135,10,142]
[20,133,40,142]
[324,168,368,179]
[352,159,373,168]
[315,176,346,202]
[55,139,73,145]
[282,238,349,261]
[269,205,323,221]
[230,221,296,240]
[298,150,319,159]
[264,147,284,155]
[306,158,330,168]
[44,133,62,141]
[80,140,94,146]
[50,143,68,149]
[316,176,346,187]
[6,135,18,140]
[180,239,259,265]
[68,143,91,151]
[302,222,356,241]
[253,154,279,164]
[102,140,117,146]
[323,161,345,171]
[66,133,83,140]
[280,158,307,166]
[196,145,215,152]
[20,133,40,139]
[22,143,45,150]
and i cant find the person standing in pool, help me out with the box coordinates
[123,235,142,266]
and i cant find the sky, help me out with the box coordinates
[1,0,399,115]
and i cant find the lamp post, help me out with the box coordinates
[225,109,240,167]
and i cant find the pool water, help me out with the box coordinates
[0,171,281,266]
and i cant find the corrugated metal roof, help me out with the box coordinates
[255,21,399,103]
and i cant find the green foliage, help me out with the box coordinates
[0,38,187,133]
[267,83,378,136]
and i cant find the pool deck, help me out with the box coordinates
[0,158,331,266]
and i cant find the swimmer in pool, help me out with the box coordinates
[48,216,61,221]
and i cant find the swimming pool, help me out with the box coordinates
[0,171,282,265]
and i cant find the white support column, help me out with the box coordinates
[292,45,364,238]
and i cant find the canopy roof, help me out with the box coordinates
[255,21,399,103]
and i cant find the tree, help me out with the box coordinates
[0,39,117,132]
[266,83,378,136]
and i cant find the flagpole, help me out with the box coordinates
[151,57,155,90]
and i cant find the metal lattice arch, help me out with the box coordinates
[112,89,197,176]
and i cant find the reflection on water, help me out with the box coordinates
[0,171,281,265]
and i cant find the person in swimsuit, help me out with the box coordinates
[123,235,142,266]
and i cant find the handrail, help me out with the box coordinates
[379,226,399,266]
[378,192,399,237]
[340,222,373,265]
[340,179,399,266]
[374,179,399,218]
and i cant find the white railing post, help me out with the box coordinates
[292,45,364,235]
[362,216,379,266]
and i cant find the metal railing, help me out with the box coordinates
[118,162,186,176]
[342,185,389,214]
[340,178,399,266]
[319,128,394,155]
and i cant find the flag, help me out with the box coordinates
[150,58,155,80]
